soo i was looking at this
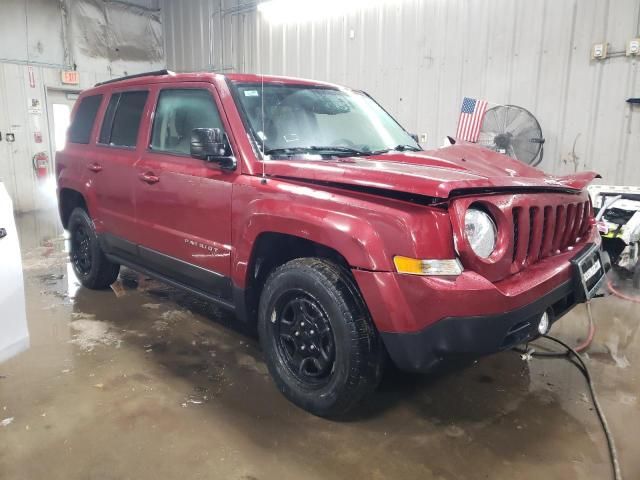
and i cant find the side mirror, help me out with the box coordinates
[190,128,236,170]
[410,133,419,143]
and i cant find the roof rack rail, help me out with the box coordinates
[94,69,174,87]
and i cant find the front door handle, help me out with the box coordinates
[139,172,160,184]
[88,162,103,172]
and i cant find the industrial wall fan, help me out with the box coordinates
[478,105,545,166]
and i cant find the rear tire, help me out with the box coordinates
[258,258,384,417]
[68,207,120,289]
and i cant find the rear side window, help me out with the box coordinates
[68,94,103,144]
[150,89,224,155]
[99,91,148,147]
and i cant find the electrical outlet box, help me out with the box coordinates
[591,43,608,60]
[627,38,640,56]
[419,133,428,143]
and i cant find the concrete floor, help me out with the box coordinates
[1,210,639,480]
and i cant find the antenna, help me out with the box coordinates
[260,72,267,183]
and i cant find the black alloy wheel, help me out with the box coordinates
[273,292,335,386]
[71,223,92,276]
[67,208,120,289]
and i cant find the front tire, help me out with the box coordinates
[258,258,384,417]
[68,207,120,289]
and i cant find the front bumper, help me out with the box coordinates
[354,241,609,372]
[380,280,577,372]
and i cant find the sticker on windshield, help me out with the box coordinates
[244,90,259,97]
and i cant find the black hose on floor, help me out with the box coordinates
[517,334,622,480]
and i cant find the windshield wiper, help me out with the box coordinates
[264,147,311,155]
[370,144,423,155]
[309,146,369,155]
[264,146,368,157]
[264,144,421,158]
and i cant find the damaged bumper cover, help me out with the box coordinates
[380,280,577,372]
[354,242,609,373]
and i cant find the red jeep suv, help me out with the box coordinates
[56,70,607,416]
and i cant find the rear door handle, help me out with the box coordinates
[139,172,160,184]
[88,162,103,172]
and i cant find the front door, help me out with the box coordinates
[133,83,237,301]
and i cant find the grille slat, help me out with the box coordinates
[579,201,591,237]
[561,204,577,248]
[571,203,584,243]
[540,206,555,258]
[552,205,567,253]
[512,207,520,264]
[527,207,544,264]
[513,207,530,269]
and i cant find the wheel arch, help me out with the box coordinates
[238,232,359,325]
[58,188,88,229]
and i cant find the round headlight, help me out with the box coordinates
[464,208,497,258]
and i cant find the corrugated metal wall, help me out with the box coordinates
[1,0,163,73]
[163,0,640,186]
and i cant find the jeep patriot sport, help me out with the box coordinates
[56,70,607,416]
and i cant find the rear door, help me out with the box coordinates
[91,89,149,245]
[133,83,237,301]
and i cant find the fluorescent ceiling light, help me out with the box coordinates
[258,0,404,23]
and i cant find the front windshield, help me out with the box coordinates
[232,82,420,158]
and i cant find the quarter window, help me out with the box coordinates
[98,94,119,144]
[150,89,224,155]
[68,94,103,144]
[99,91,148,147]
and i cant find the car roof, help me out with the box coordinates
[84,70,343,97]
[225,73,339,88]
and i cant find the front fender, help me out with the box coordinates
[231,201,390,288]
[230,177,456,288]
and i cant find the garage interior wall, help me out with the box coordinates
[0,0,164,213]
[162,0,640,186]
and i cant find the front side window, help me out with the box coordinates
[99,91,148,147]
[68,94,103,144]
[231,83,420,158]
[150,89,225,156]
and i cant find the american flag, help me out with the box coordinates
[456,97,488,142]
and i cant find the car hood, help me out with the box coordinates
[262,143,599,199]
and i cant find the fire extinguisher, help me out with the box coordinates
[32,151,49,181]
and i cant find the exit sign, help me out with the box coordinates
[61,70,80,85]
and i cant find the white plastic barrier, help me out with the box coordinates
[0,182,29,363]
